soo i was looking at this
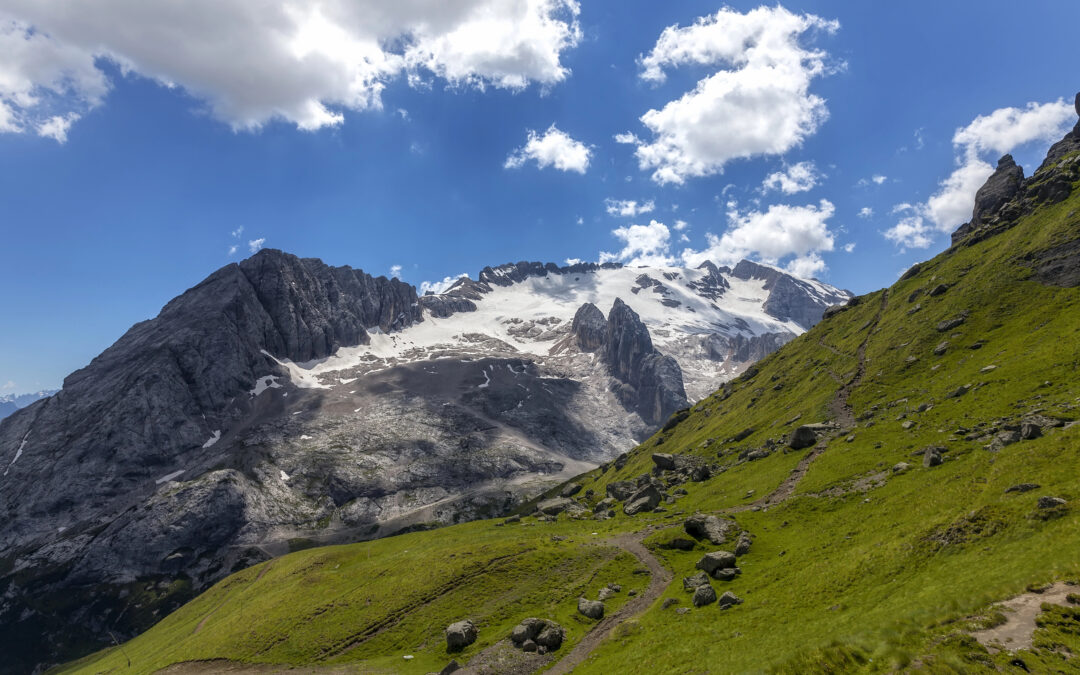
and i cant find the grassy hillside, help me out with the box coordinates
[60,157,1080,673]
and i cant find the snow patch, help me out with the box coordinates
[280,470,290,481]
[478,368,491,389]
[250,375,282,396]
[155,470,185,485]
[300,434,312,440]
[3,430,31,476]
[202,430,221,448]
[259,350,330,389]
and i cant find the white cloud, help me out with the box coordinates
[227,244,238,256]
[419,273,468,295]
[672,219,688,231]
[389,264,402,279]
[884,99,1074,249]
[231,226,244,238]
[600,220,675,267]
[631,6,838,184]
[857,174,887,187]
[248,237,265,253]
[396,108,408,120]
[604,198,655,217]
[843,242,855,253]
[598,200,837,278]
[0,0,581,135]
[613,132,640,144]
[505,124,591,173]
[36,112,79,142]
[1,380,15,391]
[575,216,583,225]
[872,174,886,185]
[857,207,873,219]
[564,257,581,265]
[681,200,836,274]
[762,161,820,194]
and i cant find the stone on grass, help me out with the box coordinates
[536,624,564,650]
[923,448,943,468]
[660,537,696,551]
[651,453,676,471]
[1020,423,1042,440]
[696,550,737,575]
[787,425,818,450]
[623,485,662,516]
[1005,483,1040,494]
[445,619,477,651]
[598,587,616,601]
[561,483,582,498]
[717,591,744,609]
[945,384,971,399]
[683,571,711,591]
[734,533,752,556]
[893,462,911,474]
[439,660,461,675]
[578,597,604,620]
[692,584,717,607]
[606,481,636,501]
[1038,496,1067,509]
[537,497,574,516]
[662,598,679,610]
[683,512,733,545]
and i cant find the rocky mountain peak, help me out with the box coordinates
[571,302,606,352]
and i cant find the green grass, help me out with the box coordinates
[59,169,1080,673]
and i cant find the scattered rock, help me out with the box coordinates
[936,317,966,332]
[717,591,744,609]
[923,448,943,468]
[1005,483,1041,494]
[684,513,734,545]
[537,497,574,516]
[593,497,616,513]
[787,425,818,450]
[662,598,679,610]
[902,420,916,430]
[892,461,911,474]
[598,587,616,601]
[1038,496,1067,509]
[623,485,662,516]
[929,284,949,297]
[1020,423,1042,440]
[521,639,537,652]
[503,515,521,524]
[980,365,998,373]
[711,567,741,581]
[734,533,752,556]
[560,483,582,498]
[945,384,971,399]
[933,341,949,356]
[696,550,737,576]
[651,453,676,471]
[692,584,717,607]
[683,571,711,591]
[675,607,690,615]
[536,624,564,651]
[510,618,563,651]
[606,481,636,501]
[445,619,478,652]
[577,598,604,620]
[439,660,461,675]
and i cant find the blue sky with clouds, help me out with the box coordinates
[1,0,1078,392]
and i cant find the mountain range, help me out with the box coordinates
[0,247,847,671]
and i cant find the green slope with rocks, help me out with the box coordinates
[59,119,1080,674]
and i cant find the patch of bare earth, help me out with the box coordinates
[971,582,1077,652]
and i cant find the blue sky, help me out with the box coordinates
[1,0,1078,393]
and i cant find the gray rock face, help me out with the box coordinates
[623,485,662,516]
[1038,496,1067,509]
[717,591,744,609]
[510,618,563,651]
[571,303,607,352]
[651,453,676,470]
[972,155,1024,227]
[683,571,711,591]
[577,597,604,620]
[696,551,737,575]
[602,299,689,426]
[445,619,477,651]
[731,259,848,329]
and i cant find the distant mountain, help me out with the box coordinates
[0,250,846,671]
[0,389,57,420]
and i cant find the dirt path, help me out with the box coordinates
[728,290,891,514]
[541,532,673,675]
[972,582,1077,652]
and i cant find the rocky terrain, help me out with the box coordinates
[0,389,56,420]
[0,249,844,671]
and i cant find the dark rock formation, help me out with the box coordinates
[687,261,731,300]
[445,619,478,651]
[731,260,847,329]
[603,299,688,425]
[570,303,607,352]
[577,597,604,620]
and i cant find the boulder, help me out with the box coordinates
[560,483,582,498]
[787,425,817,450]
[536,624,564,650]
[717,591,744,609]
[652,453,677,471]
[521,639,537,652]
[1038,496,1067,509]
[936,317,965,332]
[933,341,949,356]
[439,660,461,675]
[1005,483,1041,494]
[510,618,544,645]
[922,448,943,468]
[696,551,737,575]
[662,598,679,610]
[606,481,636,501]
[683,571,711,591]
[929,284,949,297]
[593,497,616,512]
[578,597,604,620]
[537,497,574,516]
[892,462,911,474]
[1020,423,1042,440]
[623,485,662,515]
[692,584,717,607]
[711,567,740,581]
[734,533,752,557]
[684,513,733,545]
[945,384,971,399]
[598,587,616,601]
[445,619,477,652]
[660,537,696,551]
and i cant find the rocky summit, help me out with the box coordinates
[0,249,844,671]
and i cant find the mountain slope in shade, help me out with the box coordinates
[0,250,845,672]
[0,389,57,420]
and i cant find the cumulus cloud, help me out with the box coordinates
[884,99,1074,249]
[672,219,688,231]
[629,6,838,184]
[0,0,581,136]
[248,238,265,253]
[227,244,238,256]
[599,220,675,267]
[505,124,591,173]
[389,264,402,279]
[857,174,887,187]
[761,161,820,194]
[604,198,655,217]
[843,242,856,253]
[858,207,873,219]
[613,132,640,144]
[419,273,468,295]
[599,199,837,278]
